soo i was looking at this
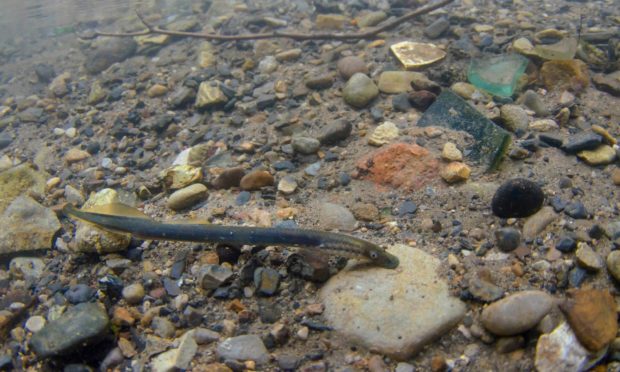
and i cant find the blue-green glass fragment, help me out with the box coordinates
[417,90,511,171]
[467,54,529,97]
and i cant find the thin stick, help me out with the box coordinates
[80,0,453,41]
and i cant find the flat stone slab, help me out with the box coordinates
[319,245,466,360]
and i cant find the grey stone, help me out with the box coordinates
[517,90,549,116]
[606,251,620,282]
[198,264,233,290]
[292,136,320,155]
[9,257,45,281]
[318,202,356,232]
[424,17,450,39]
[152,316,176,339]
[500,104,530,132]
[31,302,109,358]
[523,207,558,240]
[562,132,602,154]
[481,290,554,336]
[0,196,61,256]
[316,120,352,145]
[17,107,44,123]
[216,334,269,365]
[193,328,220,344]
[254,267,280,296]
[495,227,521,252]
[84,38,137,74]
[320,245,466,360]
[343,73,379,108]
[469,277,504,302]
[337,56,368,80]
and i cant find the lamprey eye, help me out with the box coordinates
[369,251,379,259]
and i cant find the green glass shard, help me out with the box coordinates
[533,38,578,60]
[467,54,529,97]
[417,90,511,171]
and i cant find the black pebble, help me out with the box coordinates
[491,178,545,218]
[556,236,577,252]
[495,227,521,252]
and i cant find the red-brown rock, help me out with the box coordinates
[560,289,617,352]
[355,143,439,190]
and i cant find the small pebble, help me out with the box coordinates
[495,227,521,252]
[122,283,145,305]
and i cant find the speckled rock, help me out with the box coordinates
[122,283,145,305]
[240,170,274,191]
[0,196,60,256]
[368,121,400,146]
[9,257,45,281]
[540,59,590,94]
[166,183,208,211]
[318,203,356,232]
[343,73,379,109]
[216,335,269,365]
[320,245,465,360]
[277,176,297,195]
[481,290,555,336]
[0,163,47,213]
[560,289,618,351]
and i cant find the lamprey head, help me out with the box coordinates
[363,242,400,269]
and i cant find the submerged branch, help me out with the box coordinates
[79,0,454,42]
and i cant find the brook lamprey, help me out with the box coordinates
[63,204,399,269]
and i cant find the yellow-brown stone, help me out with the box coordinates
[560,289,617,352]
[390,41,446,70]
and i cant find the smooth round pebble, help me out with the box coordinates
[166,183,208,211]
[495,227,521,252]
[481,290,554,336]
[337,56,368,80]
[343,73,379,109]
[606,251,620,282]
[240,170,274,191]
[122,283,145,305]
[492,178,545,218]
[25,315,46,333]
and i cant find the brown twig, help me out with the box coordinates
[80,0,454,41]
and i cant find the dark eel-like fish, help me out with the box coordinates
[63,203,399,269]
